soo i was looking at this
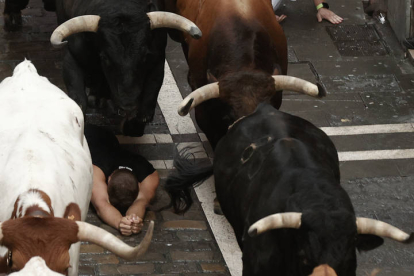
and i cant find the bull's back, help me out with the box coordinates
[176,0,287,87]
[0,61,92,221]
[213,104,339,233]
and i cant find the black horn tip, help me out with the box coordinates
[189,27,202,39]
[248,227,258,237]
[178,98,194,116]
[51,40,68,49]
[403,233,414,244]
[316,83,327,98]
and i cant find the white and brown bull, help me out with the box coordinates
[0,60,154,275]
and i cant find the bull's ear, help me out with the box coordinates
[63,203,82,221]
[147,0,158,12]
[207,70,218,83]
[0,252,10,274]
[356,234,384,252]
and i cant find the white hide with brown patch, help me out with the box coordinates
[0,60,92,275]
[9,257,64,276]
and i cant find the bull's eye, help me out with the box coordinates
[241,146,254,163]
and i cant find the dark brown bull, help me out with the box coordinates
[165,0,325,148]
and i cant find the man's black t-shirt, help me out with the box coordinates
[84,124,155,182]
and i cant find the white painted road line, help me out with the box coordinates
[195,177,243,276]
[157,61,197,135]
[321,123,414,136]
[339,149,414,161]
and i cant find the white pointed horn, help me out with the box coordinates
[50,15,100,48]
[356,217,413,243]
[178,82,219,116]
[272,76,326,98]
[248,212,302,237]
[76,220,154,260]
[147,12,202,39]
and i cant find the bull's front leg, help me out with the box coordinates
[3,0,29,31]
[63,51,87,113]
[140,57,165,122]
[122,58,165,136]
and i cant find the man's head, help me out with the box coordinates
[108,169,139,214]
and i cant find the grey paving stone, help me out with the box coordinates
[200,263,228,273]
[312,58,402,76]
[171,133,201,143]
[287,46,298,63]
[331,133,414,152]
[395,74,414,92]
[117,263,155,274]
[159,262,198,274]
[339,160,401,179]
[278,109,331,128]
[321,74,400,94]
[171,251,217,262]
[161,210,206,222]
[162,220,208,231]
[176,231,213,242]
[292,42,342,61]
[286,62,317,83]
[394,159,414,177]
[356,92,414,125]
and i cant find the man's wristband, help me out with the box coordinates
[316,2,329,10]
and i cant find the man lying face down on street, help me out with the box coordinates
[85,124,159,235]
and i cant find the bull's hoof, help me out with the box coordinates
[121,118,146,137]
[213,198,224,215]
[4,13,23,32]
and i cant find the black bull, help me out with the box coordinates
[165,103,413,276]
[51,0,200,136]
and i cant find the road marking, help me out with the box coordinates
[157,61,197,134]
[321,123,414,136]
[339,149,414,161]
[118,123,414,145]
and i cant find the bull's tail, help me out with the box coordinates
[164,147,213,214]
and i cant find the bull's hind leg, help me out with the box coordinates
[4,0,29,31]
[63,51,87,112]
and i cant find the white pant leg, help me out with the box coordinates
[271,0,284,11]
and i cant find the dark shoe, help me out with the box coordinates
[403,38,414,49]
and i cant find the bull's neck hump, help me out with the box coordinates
[231,0,254,19]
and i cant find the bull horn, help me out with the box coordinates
[356,217,413,243]
[76,220,154,260]
[248,212,302,237]
[147,12,202,39]
[178,82,219,116]
[50,15,100,48]
[272,76,326,98]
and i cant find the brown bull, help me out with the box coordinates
[165,0,325,148]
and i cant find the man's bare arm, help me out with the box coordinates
[126,171,160,233]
